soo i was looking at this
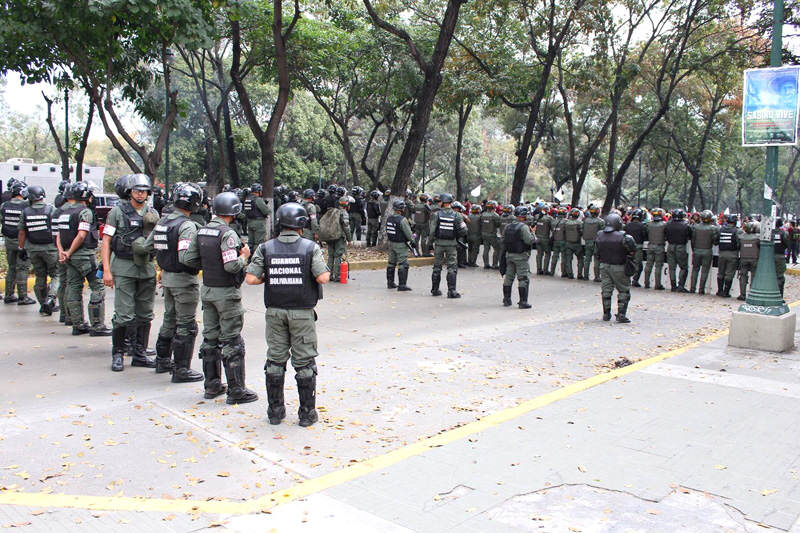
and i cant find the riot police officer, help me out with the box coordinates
[300,189,320,241]
[429,193,467,298]
[480,200,501,269]
[582,205,604,281]
[1,180,34,304]
[138,182,205,382]
[501,205,534,309]
[366,190,382,247]
[644,208,667,290]
[550,207,567,276]
[689,210,719,294]
[624,209,647,287]
[18,185,59,315]
[534,205,554,275]
[466,204,482,266]
[596,213,636,323]
[385,199,415,291]
[244,183,271,247]
[563,207,584,279]
[54,179,70,209]
[716,214,739,297]
[412,193,431,256]
[182,192,257,404]
[773,218,790,297]
[245,203,330,426]
[102,174,159,371]
[738,221,760,301]
[665,209,692,292]
[349,186,365,241]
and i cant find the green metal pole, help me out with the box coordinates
[741,0,789,315]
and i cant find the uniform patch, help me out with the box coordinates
[79,222,92,232]
[178,239,191,251]
[103,224,116,236]
[222,249,237,263]
[226,236,237,248]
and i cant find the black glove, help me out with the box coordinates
[17,248,28,261]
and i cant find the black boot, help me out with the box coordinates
[72,322,91,335]
[678,271,688,292]
[265,363,286,425]
[40,295,56,316]
[716,278,724,297]
[397,266,412,291]
[201,344,227,399]
[502,285,512,307]
[223,337,258,405]
[4,295,18,304]
[518,286,531,309]
[296,364,318,427]
[722,280,732,298]
[616,301,631,323]
[171,326,203,383]
[431,271,442,296]
[446,272,460,298]
[111,326,127,372]
[130,323,156,367]
[17,295,36,306]
[155,335,173,374]
[88,301,112,336]
[602,297,612,322]
[386,266,397,289]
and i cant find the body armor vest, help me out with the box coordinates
[154,215,199,274]
[480,213,496,234]
[583,218,603,240]
[1,201,24,238]
[648,221,666,245]
[665,221,690,245]
[302,201,315,229]
[503,222,528,253]
[596,231,627,265]
[773,230,787,255]
[366,201,381,219]
[565,221,581,243]
[244,196,265,219]
[467,215,481,235]
[435,212,456,240]
[386,214,406,242]
[552,220,566,241]
[718,226,738,252]
[624,221,647,244]
[349,198,364,217]
[23,204,54,245]
[739,235,760,259]
[197,224,240,287]
[535,217,552,239]
[692,224,714,249]
[111,202,145,259]
[58,205,98,250]
[413,204,428,225]
[260,238,319,309]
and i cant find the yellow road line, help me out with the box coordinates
[1,303,795,514]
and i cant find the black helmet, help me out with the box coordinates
[173,183,202,213]
[419,193,429,202]
[439,193,453,204]
[336,186,347,197]
[569,207,581,219]
[603,213,622,232]
[384,189,391,197]
[213,192,242,216]
[114,175,131,199]
[276,202,308,229]
[287,190,299,202]
[303,188,315,199]
[651,207,665,220]
[452,201,464,211]
[68,181,94,202]
[315,189,326,200]
[26,185,46,202]
[725,214,738,224]
[503,204,514,213]
[327,184,338,194]
[631,208,644,220]
[251,183,263,194]
[58,179,70,194]
[392,199,406,211]
[471,204,482,214]
[672,209,686,220]
[126,174,152,195]
[701,209,714,223]
[514,205,530,217]
[10,180,27,197]
[369,190,381,199]
[352,186,364,196]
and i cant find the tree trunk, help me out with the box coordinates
[222,96,239,188]
[41,93,70,181]
[454,101,472,201]
[75,99,94,180]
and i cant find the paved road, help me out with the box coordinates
[0,266,798,531]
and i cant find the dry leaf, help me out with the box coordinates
[216,472,230,478]
[761,489,777,496]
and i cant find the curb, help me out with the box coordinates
[0,277,36,292]
[348,257,435,271]
[787,267,800,276]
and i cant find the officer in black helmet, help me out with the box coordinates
[665,208,692,292]
[623,209,647,287]
[349,186,365,242]
[716,214,739,297]
[385,199,415,291]
[246,202,330,426]
[54,179,70,209]
[365,190,382,246]
[18,185,59,315]
[1,180,34,304]
[300,188,320,241]
[501,205,534,309]
[244,183,271,247]
[596,213,636,323]
[429,193,467,298]
[137,182,205,383]
[182,192,258,404]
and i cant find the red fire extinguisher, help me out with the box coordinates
[339,260,349,284]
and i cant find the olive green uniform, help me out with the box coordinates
[2,198,31,300]
[738,233,760,299]
[387,216,415,269]
[716,227,740,296]
[644,220,667,289]
[64,207,107,329]
[563,218,584,278]
[497,213,514,258]
[534,214,554,275]
[53,206,70,323]
[104,202,157,330]
[366,199,381,247]
[466,212,482,266]
[773,228,791,296]
[246,195,271,247]
[412,202,430,256]
[301,199,320,241]
[324,208,351,281]
[18,200,59,308]
[689,222,720,293]
[582,216,604,280]
[550,217,567,275]
[430,207,467,295]
[480,210,501,268]
[599,234,637,317]
[503,223,534,288]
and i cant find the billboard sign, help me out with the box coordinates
[742,66,800,146]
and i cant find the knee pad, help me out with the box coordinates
[265,361,287,376]
[178,321,199,337]
[295,363,317,379]
[519,276,529,285]
[89,291,104,305]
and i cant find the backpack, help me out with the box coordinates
[317,208,342,241]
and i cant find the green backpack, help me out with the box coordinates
[317,208,342,241]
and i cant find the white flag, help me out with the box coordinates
[470,185,481,197]
[724,207,730,215]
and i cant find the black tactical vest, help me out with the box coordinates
[718,226,738,252]
[386,214,406,242]
[197,224,240,287]
[1,200,24,238]
[111,202,144,259]
[260,237,319,309]
[535,217,552,238]
[366,201,381,219]
[154,215,199,275]
[773,230,787,255]
[58,205,98,250]
[596,231,627,265]
[740,235,760,259]
[435,212,456,240]
[583,218,603,240]
[665,221,690,245]
[624,221,647,244]
[503,222,528,253]
[648,221,666,245]
[413,204,428,225]
[244,196,265,220]
[22,204,54,245]
[692,224,714,249]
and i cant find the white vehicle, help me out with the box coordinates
[0,158,105,200]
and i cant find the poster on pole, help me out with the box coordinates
[742,66,800,146]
